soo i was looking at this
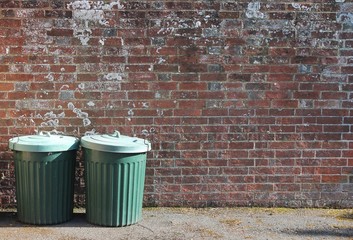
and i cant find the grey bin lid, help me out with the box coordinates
[9,132,80,152]
[81,131,151,153]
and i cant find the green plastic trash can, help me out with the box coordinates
[9,132,79,225]
[81,131,151,227]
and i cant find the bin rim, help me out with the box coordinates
[9,132,80,152]
[81,131,151,153]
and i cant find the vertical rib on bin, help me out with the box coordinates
[14,151,76,225]
[85,150,146,227]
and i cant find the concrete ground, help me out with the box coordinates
[0,207,352,239]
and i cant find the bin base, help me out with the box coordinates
[84,149,146,227]
[14,150,76,225]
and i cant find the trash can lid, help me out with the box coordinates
[81,131,151,153]
[9,132,80,152]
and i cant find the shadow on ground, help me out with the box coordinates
[337,212,353,221]
[282,211,353,239]
[286,228,353,238]
[0,211,92,227]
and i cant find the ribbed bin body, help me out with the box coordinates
[14,150,76,225]
[84,148,146,227]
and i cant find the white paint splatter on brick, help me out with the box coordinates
[78,83,85,90]
[16,110,66,129]
[157,27,175,35]
[246,2,265,19]
[195,21,202,28]
[73,108,88,118]
[99,37,106,46]
[157,57,166,64]
[68,0,123,45]
[39,111,66,127]
[141,129,149,136]
[45,72,54,82]
[87,101,95,107]
[291,3,316,11]
[73,9,104,20]
[68,102,92,127]
[67,0,91,10]
[157,109,164,116]
[127,102,135,121]
[16,100,51,110]
[337,13,353,23]
[41,119,59,127]
[104,73,123,81]
[57,112,65,118]
[68,102,75,110]
[128,109,134,116]
[59,85,70,91]
[84,128,97,136]
[9,65,20,73]
[22,45,48,55]
[44,111,57,119]
[73,26,92,46]
[155,92,161,99]
[82,118,91,126]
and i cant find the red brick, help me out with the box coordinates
[121,82,149,90]
[179,82,207,90]
[118,29,144,38]
[0,19,21,28]
[150,82,178,90]
[102,56,126,63]
[321,175,348,183]
[5,74,34,81]
[151,47,177,56]
[342,66,353,74]
[128,91,155,99]
[0,83,14,91]
[50,65,76,72]
[268,142,296,149]
[124,65,150,72]
[154,64,179,72]
[76,74,96,82]
[180,64,207,73]
[271,100,298,108]
[292,56,319,64]
[128,56,156,64]
[0,37,24,46]
[246,99,270,108]
[275,150,301,158]
[74,56,100,64]
[47,29,73,36]
[150,100,176,108]
[174,109,202,116]
[323,109,349,116]
[268,74,294,83]
[129,73,156,81]
[202,109,228,116]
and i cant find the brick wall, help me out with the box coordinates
[0,0,352,208]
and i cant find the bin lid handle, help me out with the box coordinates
[112,130,121,138]
[39,131,51,137]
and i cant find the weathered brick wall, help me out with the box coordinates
[0,0,352,208]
